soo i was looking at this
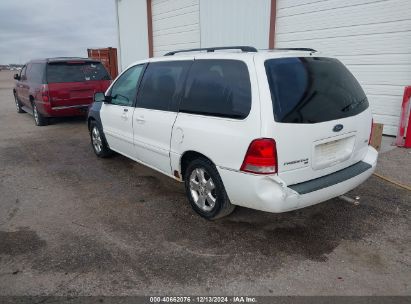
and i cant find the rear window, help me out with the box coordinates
[180,59,251,119]
[265,57,368,123]
[46,62,110,83]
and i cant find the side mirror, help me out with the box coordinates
[94,92,108,103]
[14,74,20,80]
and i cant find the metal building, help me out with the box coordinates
[115,0,411,135]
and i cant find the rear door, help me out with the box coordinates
[46,61,111,109]
[26,63,46,108]
[100,64,145,159]
[133,60,191,175]
[258,56,372,185]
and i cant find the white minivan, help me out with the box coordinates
[88,46,378,219]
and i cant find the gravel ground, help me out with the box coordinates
[0,70,410,296]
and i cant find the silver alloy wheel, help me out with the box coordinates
[189,168,217,212]
[91,126,103,153]
[33,104,39,124]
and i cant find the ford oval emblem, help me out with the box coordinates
[333,124,344,132]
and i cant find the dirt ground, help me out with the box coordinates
[0,70,410,296]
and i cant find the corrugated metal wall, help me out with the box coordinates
[151,0,271,55]
[199,0,271,49]
[116,0,409,135]
[152,0,201,56]
[275,0,411,135]
[116,0,149,70]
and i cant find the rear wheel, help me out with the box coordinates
[184,158,235,220]
[90,121,113,158]
[14,95,24,113]
[32,102,48,126]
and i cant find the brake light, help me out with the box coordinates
[240,139,277,174]
[368,118,374,145]
[41,84,50,103]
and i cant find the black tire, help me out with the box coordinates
[89,120,113,158]
[14,94,25,113]
[184,157,235,220]
[32,102,48,126]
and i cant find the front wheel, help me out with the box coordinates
[89,121,113,158]
[184,158,235,220]
[14,95,24,113]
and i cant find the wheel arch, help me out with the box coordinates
[87,112,111,151]
[180,150,216,181]
[87,102,103,131]
[87,116,96,131]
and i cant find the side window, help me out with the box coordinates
[109,64,145,106]
[20,65,27,81]
[136,61,191,111]
[180,60,251,119]
[27,63,44,83]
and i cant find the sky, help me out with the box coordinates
[0,0,118,65]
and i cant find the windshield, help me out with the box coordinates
[264,57,368,123]
[46,62,111,83]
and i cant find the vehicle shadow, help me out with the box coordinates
[99,153,404,267]
[48,116,87,126]
[5,132,406,288]
[98,165,405,286]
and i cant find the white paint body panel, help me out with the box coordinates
[170,53,260,169]
[100,104,136,159]
[100,51,378,213]
[254,52,373,185]
[218,146,377,213]
[275,0,411,135]
[133,108,177,175]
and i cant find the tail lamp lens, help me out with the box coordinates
[240,139,277,174]
[41,84,49,103]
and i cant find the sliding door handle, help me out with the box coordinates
[136,116,145,123]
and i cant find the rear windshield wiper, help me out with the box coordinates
[341,97,367,112]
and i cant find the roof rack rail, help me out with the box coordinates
[46,57,90,61]
[272,48,317,52]
[47,57,87,59]
[164,46,258,56]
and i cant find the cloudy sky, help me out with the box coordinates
[0,0,118,65]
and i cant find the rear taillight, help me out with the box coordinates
[41,84,50,103]
[240,139,278,174]
[368,118,374,145]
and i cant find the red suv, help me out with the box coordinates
[13,57,111,126]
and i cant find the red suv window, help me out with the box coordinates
[46,62,110,83]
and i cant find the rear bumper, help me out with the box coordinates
[217,146,378,213]
[38,101,90,117]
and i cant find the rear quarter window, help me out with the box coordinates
[265,57,368,123]
[179,59,251,119]
[27,63,45,83]
[46,62,111,83]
